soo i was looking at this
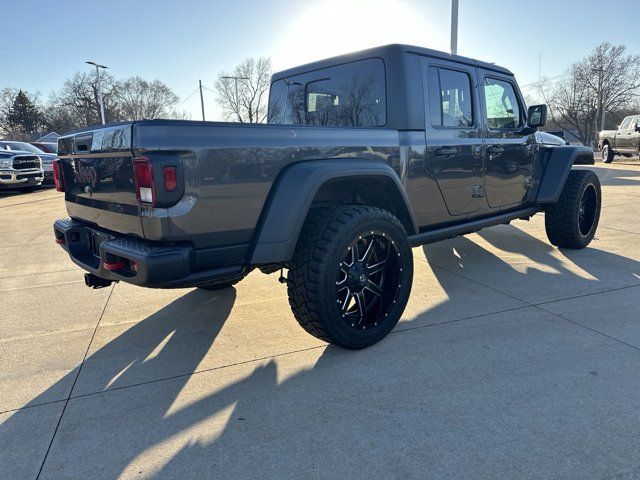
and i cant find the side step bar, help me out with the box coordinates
[407,207,540,247]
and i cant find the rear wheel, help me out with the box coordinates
[287,205,413,349]
[544,170,601,249]
[602,144,614,163]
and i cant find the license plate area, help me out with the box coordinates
[86,230,112,259]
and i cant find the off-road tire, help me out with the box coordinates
[545,170,601,249]
[287,205,413,349]
[602,144,614,163]
[198,276,244,291]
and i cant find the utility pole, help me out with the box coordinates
[199,80,205,121]
[86,61,108,125]
[222,76,249,122]
[450,0,459,55]
[601,88,607,131]
[592,67,606,146]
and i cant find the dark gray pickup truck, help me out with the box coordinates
[53,44,601,349]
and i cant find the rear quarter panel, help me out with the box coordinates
[132,121,401,249]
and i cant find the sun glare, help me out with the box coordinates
[272,0,447,71]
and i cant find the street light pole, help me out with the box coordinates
[450,0,459,55]
[221,76,250,122]
[86,61,108,125]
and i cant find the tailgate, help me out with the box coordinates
[57,124,144,237]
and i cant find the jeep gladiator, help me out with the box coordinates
[53,44,601,349]
[598,114,640,162]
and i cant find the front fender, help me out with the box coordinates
[250,159,417,265]
[535,146,594,204]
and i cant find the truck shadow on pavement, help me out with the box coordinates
[3,226,640,479]
[1,287,237,479]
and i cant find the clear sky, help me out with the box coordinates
[3,0,638,120]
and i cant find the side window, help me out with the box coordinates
[268,58,386,127]
[428,67,474,128]
[483,77,521,129]
[620,117,632,130]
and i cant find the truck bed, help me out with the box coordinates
[57,120,401,259]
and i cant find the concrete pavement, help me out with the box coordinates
[1,159,640,479]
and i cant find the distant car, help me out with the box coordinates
[0,141,57,183]
[30,142,58,154]
[0,148,43,191]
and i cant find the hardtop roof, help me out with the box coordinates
[271,44,513,81]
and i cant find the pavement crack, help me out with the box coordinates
[424,258,640,353]
[35,283,115,480]
[534,283,640,307]
[535,304,640,353]
[598,225,640,236]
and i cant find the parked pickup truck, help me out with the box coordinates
[0,147,43,191]
[53,44,601,349]
[598,114,640,162]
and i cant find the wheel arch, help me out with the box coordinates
[250,159,418,265]
[535,145,595,204]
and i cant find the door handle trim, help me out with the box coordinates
[487,145,505,155]
[434,146,459,157]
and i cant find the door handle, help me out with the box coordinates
[435,146,458,157]
[487,145,505,155]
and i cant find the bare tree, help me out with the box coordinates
[215,57,272,123]
[0,88,19,137]
[48,70,121,129]
[549,43,640,145]
[117,77,182,120]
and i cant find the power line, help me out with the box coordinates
[176,87,200,108]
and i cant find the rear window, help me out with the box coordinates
[268,58,386,127]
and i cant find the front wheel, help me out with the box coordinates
[602,144,614,163]
[287,205,413,349]
[544,170,601,249]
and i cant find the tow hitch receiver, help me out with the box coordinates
[84,273,115,289]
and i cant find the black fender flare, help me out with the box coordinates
[250,159,418,265]
[535,145,594,204]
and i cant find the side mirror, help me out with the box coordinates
[635,124,640,133]
[527,104,547,128]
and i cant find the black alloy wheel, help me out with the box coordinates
[336,230,402,331]
[577,184,598,237]
[288,205,413,349]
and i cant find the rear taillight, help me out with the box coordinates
[163,166,177,191]
[133,157,155,206]
[163,167,178,192]
[52,160,65,192]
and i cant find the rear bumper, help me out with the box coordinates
[53,218,245,288]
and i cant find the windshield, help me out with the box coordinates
[0,142,44,154]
